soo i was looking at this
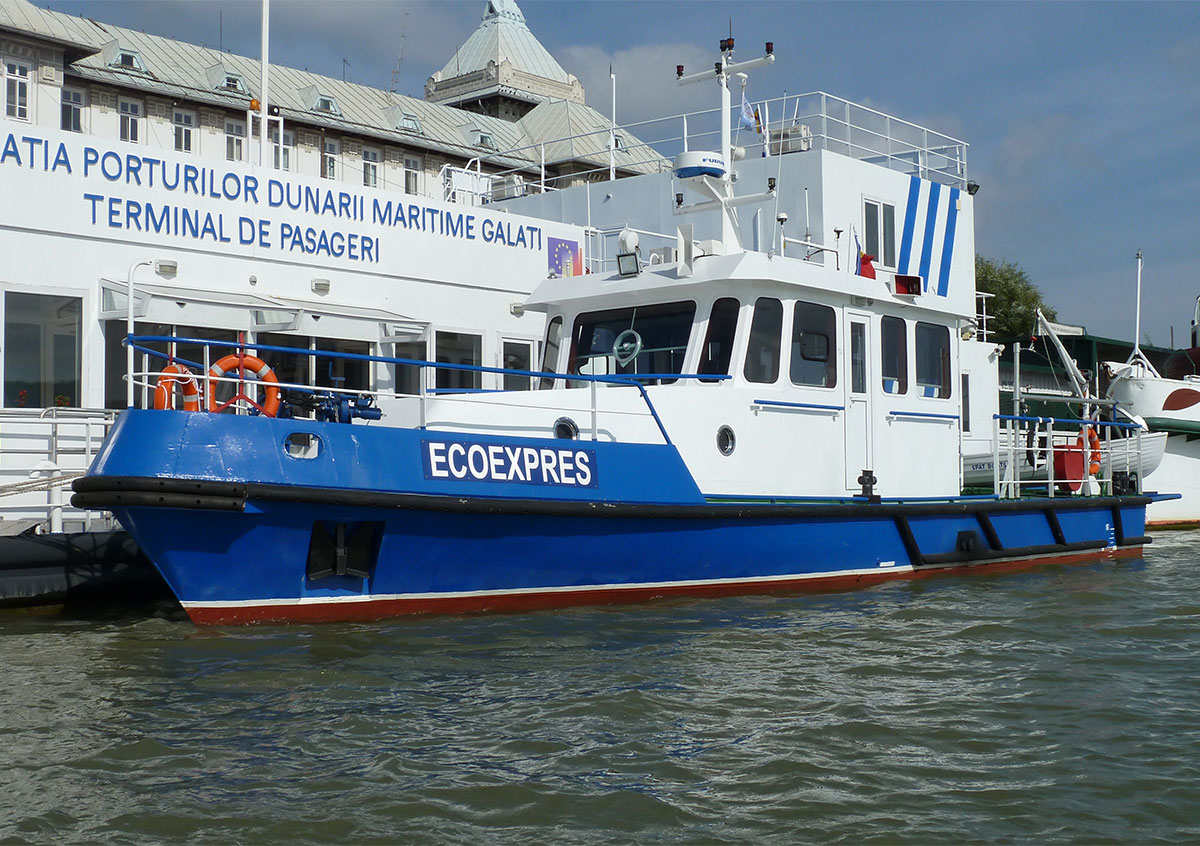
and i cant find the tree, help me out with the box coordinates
[975,256,1057,340]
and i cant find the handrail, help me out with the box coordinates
[127,334,732,448]
[889,410,959,421]
[753,398,844,412]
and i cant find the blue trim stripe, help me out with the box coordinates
[917,182,941,291]
[936,187,960,297]
[897,175,920,275]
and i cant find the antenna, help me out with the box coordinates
[342,57,350,82]
[390,10,409,93]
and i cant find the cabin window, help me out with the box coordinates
[540,317,563,389]
[570,302,695,385]
[698,298,739,382]
[316,338,370,392]
[880,316,907,394]
[916,322,952,398]
[864,200,896,269]
[61,87,84,132]
[4,61,29,121]
[790,302,837,388]
[173,109,196,153]
[435,331,481,392]
[502,340,533,391]
[961,374,970,432]
[392,341,426,395]
[743,298,783,384]
[5,293,81,409]
[102,322,239,410]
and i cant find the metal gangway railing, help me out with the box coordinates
[992,414,1144,499]
[0,407,118,533]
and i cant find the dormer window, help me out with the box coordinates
[111,50,145,72]
[313,95,340,116]
[220,74,246,94]
[476,131,496,150]
[397,112,422,133]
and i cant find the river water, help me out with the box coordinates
[2,533,1199,844]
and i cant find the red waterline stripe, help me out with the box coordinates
[184,546,1144,626]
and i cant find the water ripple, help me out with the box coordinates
[3,535,1200,843]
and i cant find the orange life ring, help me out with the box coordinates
[1076,426,1101,476]
[152,363,200,411]
[207,353,281,417]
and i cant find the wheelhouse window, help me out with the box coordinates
[570,302,696,386]
[61,87,84,132]
[698,297,739,382]
[119,98,141,143]
[5,61,29,121]
[435,331,481,392]
[540,316,562,390]
[864,199,896,269]
[880,315,907,394]
[790,301,837,388]
[743,297,782,384]
[173,109,195,153]
[5,293,81,408]
[225,119,245,162]
[916,322,951,398]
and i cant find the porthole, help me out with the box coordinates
[716,425,736,456]
[285,432,322,459]
[554,417,579,440]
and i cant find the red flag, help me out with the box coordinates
[859,252,876,279]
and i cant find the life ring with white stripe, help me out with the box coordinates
[207,353,281,417]
[152,363,201,412]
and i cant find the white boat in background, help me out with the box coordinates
[1105,253,1200,526]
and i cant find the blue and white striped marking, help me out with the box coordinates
[898,175,960,298]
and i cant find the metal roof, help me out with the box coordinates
[435,0,571,87]
[0,0,663,177]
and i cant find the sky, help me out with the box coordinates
[38,0,1200,347]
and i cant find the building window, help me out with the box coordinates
[221,74,246,93]
[916,322,951,398]
[5,293,82,408]
[322,138,339,179]
[119,98,141,143]
[313,95,340,115]
[362,147,380,188]
[744,297,782,384]
[476,131,496,150]
[111,50,145,72]
[61,87,84,132]
[5,61,30,121]
[173,109,195,153]
[790,301,837,388]
[698,297,740,382]
[880,316,907,394]
[435,331,481,392]
[225,119,245,162]
[397,112,421,133]
[864,199,896,269]
[403,154,422,195]
[270,127,293,171]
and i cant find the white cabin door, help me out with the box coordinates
[844,312,873,489]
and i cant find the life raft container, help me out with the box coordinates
[207,353,281,417]
[152,363,201,411]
